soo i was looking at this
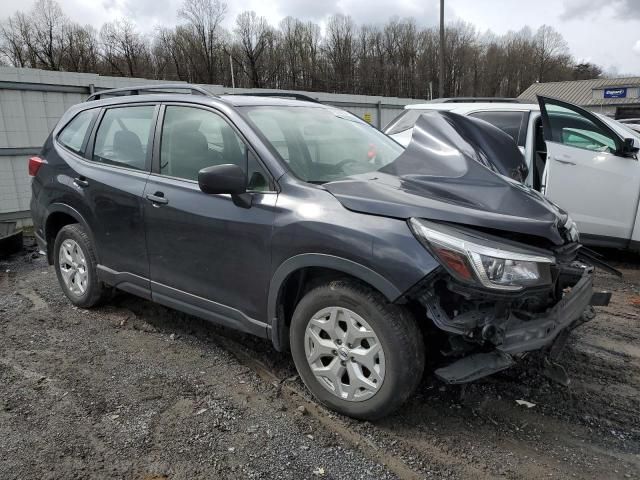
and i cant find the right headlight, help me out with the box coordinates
[409,218,554,291]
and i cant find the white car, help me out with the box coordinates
[385,98,640,251]
[617,119,640,134]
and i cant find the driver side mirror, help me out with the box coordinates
[621,137,640,158]
[198,164,246,195]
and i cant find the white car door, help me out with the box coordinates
[538,96,640,245]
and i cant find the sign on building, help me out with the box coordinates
[604,87,627,99]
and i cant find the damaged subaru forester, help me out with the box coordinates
[30,85,614,420]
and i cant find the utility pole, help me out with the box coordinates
[229,53,236,90]
[439,0,445,99]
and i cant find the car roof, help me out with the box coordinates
[404,102,539,113]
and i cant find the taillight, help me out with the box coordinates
[28,156,46,177]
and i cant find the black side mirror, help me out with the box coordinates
[198,164,246,195]
[621,137,639,157]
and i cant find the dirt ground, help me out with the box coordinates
[1,238,639,480]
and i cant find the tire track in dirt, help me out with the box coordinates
[211,334,499,480]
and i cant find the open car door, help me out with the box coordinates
[538,95,640,246]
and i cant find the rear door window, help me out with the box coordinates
[468,111,527,146]
[57,109,98,154]
[92,105,156,171]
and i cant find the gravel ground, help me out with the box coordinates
[1,238,639,479]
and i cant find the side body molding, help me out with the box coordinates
[267,253,403,351]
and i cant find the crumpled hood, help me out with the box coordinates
[324,112,568,245]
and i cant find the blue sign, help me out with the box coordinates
[604,87,627,98]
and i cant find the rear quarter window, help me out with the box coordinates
[57,110,98,154]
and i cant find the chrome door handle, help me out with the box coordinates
[74,177,89,188]
[146,193,168,205]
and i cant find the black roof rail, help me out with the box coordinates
[86,84,216,102]
[228,92,321,103]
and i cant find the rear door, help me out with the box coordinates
[60,103,158,295]
[538,96,640,244]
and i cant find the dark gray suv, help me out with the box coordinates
[29,85,609,419]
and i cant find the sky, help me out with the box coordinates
[1,0,639,76]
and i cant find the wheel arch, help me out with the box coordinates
[268,254,403,351]
[44,203,97,265]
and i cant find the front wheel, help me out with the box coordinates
[290,280,425,420]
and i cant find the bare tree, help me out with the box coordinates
[63,24,98,72]
[178,0,227,84]
[30,0,67,70]
[534,25,569,82]
[0,13,32,67]
[100,19,151,77]
[324,14,356,91]
[0,2,603,98]
[233,11,272,88]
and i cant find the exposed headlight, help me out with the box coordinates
[409,218,554,291]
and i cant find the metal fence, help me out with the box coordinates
[0,67,425,222]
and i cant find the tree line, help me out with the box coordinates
[0,0,603,99]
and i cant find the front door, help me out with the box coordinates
[143,104,277,334]
[538,96,640,244]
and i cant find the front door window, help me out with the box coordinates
[159,106,271,191]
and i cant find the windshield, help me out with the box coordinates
[241,106,405,183]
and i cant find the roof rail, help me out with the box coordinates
[86,84,215,102]
[426,97,525,104]
[229,92,321,103]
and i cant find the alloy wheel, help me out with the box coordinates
[58,238,88,297]
[304,306,386,402]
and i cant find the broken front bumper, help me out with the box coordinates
[498,272,594,355]
[434,271,609,384]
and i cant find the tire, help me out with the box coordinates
[54,224,106,308]
[290,279,425,420]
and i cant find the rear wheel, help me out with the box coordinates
[54,224,106,308]
[290,279,425,420]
